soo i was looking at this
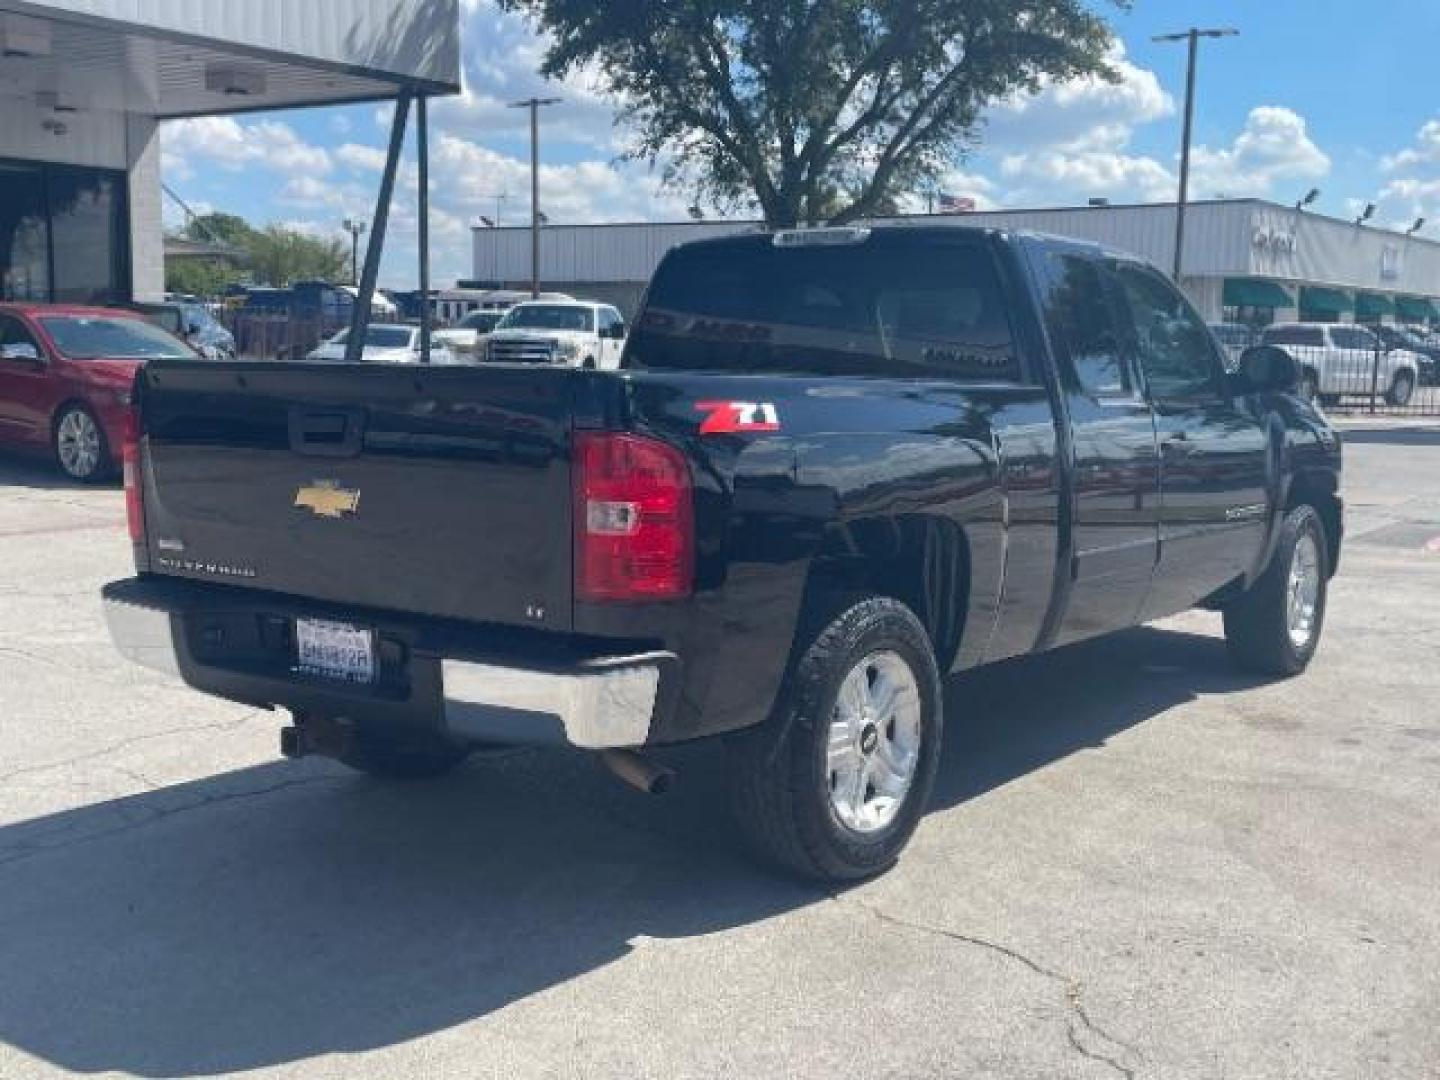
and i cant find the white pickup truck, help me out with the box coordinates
[484,300,628,370]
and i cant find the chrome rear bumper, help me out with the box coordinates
[103,582,668,750]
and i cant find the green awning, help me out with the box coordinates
[1222,278,1294,308]
[1396,295,1440,322]
[1355,292,1396,320]
[1299,286,1353,315]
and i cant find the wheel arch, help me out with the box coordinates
[1285,470,1342,577]
[798,513,971,674]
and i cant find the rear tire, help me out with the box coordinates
[1224,504,1329,676]
[339,729,472,780]
[727,597,943,882]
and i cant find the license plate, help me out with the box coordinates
[295,618,376,685]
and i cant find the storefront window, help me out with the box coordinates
[0,159,129,305]
[0,163,49,302]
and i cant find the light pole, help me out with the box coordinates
[508,96,561,298]
[342,217,367,285]
[1154,27,1239,282]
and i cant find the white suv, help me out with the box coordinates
[484,301,627,370]
[1260,322,1420,406]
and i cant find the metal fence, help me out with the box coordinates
[217,310,339,362]
[1267,339,1440,417]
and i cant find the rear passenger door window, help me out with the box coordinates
[1113,264,1223,402]
[1042,255,1133,397]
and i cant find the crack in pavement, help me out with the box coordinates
[0,712,265,785]
[0,773,345,870]
[847,898,1140,1080]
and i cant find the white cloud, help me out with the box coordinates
[429,5,622,151]
[1381,119,1440,172]
[997,150,1175,205]
[161,117,332,177]
[983,44,1174,155]
[336,143,388,171]
[1188,106,1330,198]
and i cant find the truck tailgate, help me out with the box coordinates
[137,362,576,633]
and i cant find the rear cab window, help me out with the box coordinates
[626,231,1023,381]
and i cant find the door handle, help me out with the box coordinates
[1161,431,1192,454]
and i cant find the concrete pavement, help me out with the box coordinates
[0,422,1437,1079]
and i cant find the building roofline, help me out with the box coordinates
[472,196,1440,250]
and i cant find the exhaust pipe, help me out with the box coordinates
[600,749,675,795]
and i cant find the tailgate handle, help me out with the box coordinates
[289,408,365,457]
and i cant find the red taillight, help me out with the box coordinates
[123,407,144,542]
[574,432,693,602]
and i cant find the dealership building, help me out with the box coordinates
[473,198,1440,325]
[1,0,459,306]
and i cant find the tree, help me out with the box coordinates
[165,213,350,291]
[245,226,349,287]
[184,212,256,248]
[165,257,234,298]
[500,0,1122,227]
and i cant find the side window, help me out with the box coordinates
[0,314,40,354]
[1042,254,1131,396]
[1331,327,1374,351]
[1114,264,1221,400]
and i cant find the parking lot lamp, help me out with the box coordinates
[1154,28,1240,281]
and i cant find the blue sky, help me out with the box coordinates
[159,0,1440,287]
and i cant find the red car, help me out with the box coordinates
[0,303,196,482]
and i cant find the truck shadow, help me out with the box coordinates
[0,624,1260,1076]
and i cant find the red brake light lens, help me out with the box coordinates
[123,406,144,542]
[574,432,693,602]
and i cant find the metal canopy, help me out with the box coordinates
[0,3,456,118]
[1222,277,1293,309]
[1299,286,1353,315]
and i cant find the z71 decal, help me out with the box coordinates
[695,400,781,435]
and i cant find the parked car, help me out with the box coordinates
[306,324,455,365]
[1208,322,1256,371]
[485,300,627,369]
[131,300,236,360]
[432,309,504,362]
[103,226,1342,881]
[1260,322,1421,405]
[1371,324,1440,386]
[0,303,196,481]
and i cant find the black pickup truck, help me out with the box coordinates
[104,226,1342,881]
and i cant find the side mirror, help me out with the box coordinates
[1233,344,1300,395]
[0,342,40,363]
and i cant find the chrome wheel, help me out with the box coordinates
[56,408,102,479]
[1287,532,1322,650]
[826,650,922,835]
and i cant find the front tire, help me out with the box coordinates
[53,404,111,483]
[727,597,943,882]
[1224,504,1329,676]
